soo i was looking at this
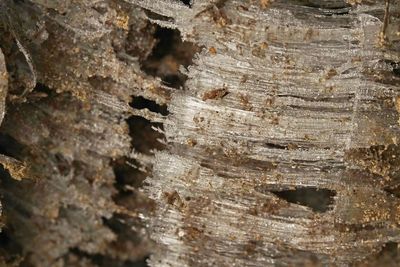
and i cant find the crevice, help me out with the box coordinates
[111,156,155,214]
[131,96,168,116]
[113,114,161,212]
[179,0,192,7]
[101,214,152,264]
[294,0,351,10]
[140,26,199,89]
[102,215,148,248]
[0,167,34,266]
[264,142,288,150]
[70,248,149,267]
[277,94,354,103]
[389,61,400,77]
[0,133,25,160]
[0,227,22,266]
[143,10,175,23]
[271,187,336,213]
[27,82,54,99]
[280,0,352,17]
[128,116,165,155]
[113,158,147,191]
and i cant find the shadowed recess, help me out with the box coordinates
[130,96,168,116]
[69,248,149,267]
[390,61,400,77]
[179,0,192,7]
[0,229,22,266]
[293,0,350,9]
[128,116,165,155]
[271,188,336,212]
[0,134,24,159]
[140,26,199,89]
[0,166,26,264]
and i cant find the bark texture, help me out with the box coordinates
[136,0,400,266]
[0,1,165,266]
[0,0,399,267]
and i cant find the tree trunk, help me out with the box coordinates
[138,0,400,266]
[0,0,399,266]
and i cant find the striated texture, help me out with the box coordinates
[0,0,168,266]
[134,0,400,266]
[0,0,400,266]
